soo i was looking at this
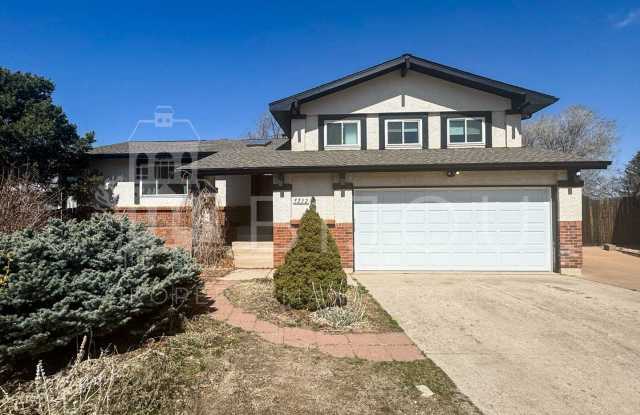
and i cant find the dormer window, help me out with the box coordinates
[447,117,485,146]
[324,120,360,149]
[385,119,422,148]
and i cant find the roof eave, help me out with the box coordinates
[179,160,611,175]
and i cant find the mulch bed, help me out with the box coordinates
[224,278,402,333]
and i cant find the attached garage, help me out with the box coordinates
[354,188,553,271]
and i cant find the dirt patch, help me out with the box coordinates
[200,267,233,280]
[2,317,480,415]
[205,320,480,415]
[225,279,402,333]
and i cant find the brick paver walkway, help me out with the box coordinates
[205,279,424,362]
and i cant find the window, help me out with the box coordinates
[385,119,422,147]
[138,157,189,196]
[324,120,360,148]
[447,118,485,145]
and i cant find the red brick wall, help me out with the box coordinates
[273,222,353,268]
[118,208,191,227]
[559,220,582,269]
[116,208,193,251]
[331,224,353,268]
[273,223,298,266]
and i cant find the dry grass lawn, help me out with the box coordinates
[1,317,480,415]
[225,278,402,332]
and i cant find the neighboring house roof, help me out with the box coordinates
[178,147,610,175]
[89,138,288,157]
[269,53,558,137]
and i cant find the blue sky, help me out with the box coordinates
[1,0,638,168]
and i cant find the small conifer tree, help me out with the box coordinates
[273,198,347,310]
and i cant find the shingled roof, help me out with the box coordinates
[178,147,610,174]
[89,138,288,156]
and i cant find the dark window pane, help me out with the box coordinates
[404,122,419,143]
[157,181,187,195]
[142,182,156,195]
[467,119,483,142]
[387,121,403,144]
[256,200,273,222]
[326,123,342,145]
[449,120,465,143]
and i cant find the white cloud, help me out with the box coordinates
[613,9,640,28]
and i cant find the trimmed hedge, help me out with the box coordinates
[273,199,347,310]
[0,215,202,363]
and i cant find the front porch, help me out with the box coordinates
[212,174,275,268]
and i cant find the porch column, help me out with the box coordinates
[273,177,293,266]
[333,179,354,270]
[558,186,583,275]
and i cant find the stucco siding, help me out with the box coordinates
[94,158,189,209]
[506,114,523,147]
[304,116,319,151]
[558,187,583,221]
[290,173,334,220]
[427,113,441,149]
[366,115,379,150]
[291,118,306,151]
[349,170,563,188]
[492,111,507,148]
[300,71,511,115]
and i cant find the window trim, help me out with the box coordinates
[384,119,423,148]
[447,117,486,147]
[323,119,361,150]
[138,159,189,197]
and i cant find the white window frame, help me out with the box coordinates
[139,160,189,197]
[324,119,361,150]
[384,119,423,148]
[447,117,486,146]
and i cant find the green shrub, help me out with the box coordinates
[0,215,202,365]
[273,199,347,310]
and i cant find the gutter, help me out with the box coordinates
[178,160,611,175]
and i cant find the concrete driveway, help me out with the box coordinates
[355,272,640,415]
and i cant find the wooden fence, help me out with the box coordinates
[582,196,640,246]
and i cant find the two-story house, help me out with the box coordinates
[90,54,610,275]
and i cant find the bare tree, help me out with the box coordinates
[0,173,56,233]
[248,111,282,140]
[190,188,228,267]
[622,150,640,198]
[523,105,619,198]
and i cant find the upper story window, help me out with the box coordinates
[385,119,422,148]
[447,117,485,146]
[325,120,360,149]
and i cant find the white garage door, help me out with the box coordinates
[354,188,552,271]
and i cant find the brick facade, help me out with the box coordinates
[559,220,582,270]
[273,223,298,266]
[116,208,193,251]
[331,223,353,268]
[273,222,353,269]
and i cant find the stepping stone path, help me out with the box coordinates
[205,279,425,362]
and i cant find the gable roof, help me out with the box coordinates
[178,147,609,175]
[269,53,558,137]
